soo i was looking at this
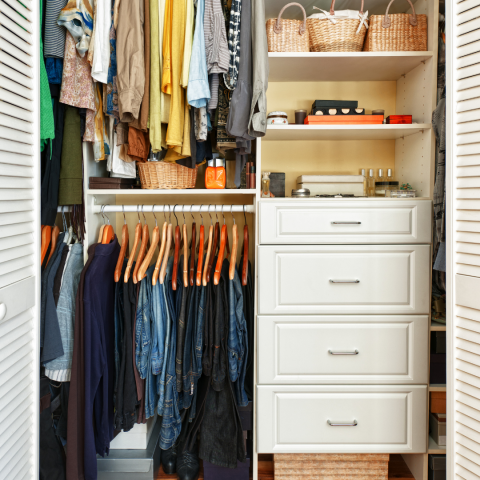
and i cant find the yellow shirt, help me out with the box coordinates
[181,0,194,88]
[161,0,172,95]
[158,0,170,125]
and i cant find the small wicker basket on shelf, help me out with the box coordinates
[138,161,198,189]
[363,0,427,51]
[306,0,368,52]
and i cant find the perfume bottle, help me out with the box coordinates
[261,172,271,198]
[367,169,376,197]
[360,168,367,196]
[387,168,394,182]
[375,168,386,197]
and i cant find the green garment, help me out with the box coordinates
[58,106,82,205]
[40,0,55,149]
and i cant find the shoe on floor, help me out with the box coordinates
[177,448,200,480]
[161,444,177,475]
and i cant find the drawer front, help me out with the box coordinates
[259,200,432,245]
[258,245,430,315]
[257,385,427,453]
[257,315,428,385]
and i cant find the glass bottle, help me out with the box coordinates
[375,168,386,197]
[387,168,394,182]
[261,172,271,198]
[367,169,376,197]
[360,168,367,196]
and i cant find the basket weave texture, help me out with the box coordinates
[138,162,198,189]
[363,0,427,51]
[307,18,367,52]
[266,2,310,52]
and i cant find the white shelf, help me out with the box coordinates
[263,124,431,141]
[87,189,257,195]
[428,436,446,455]
[431,321,446,331]
[268,52,434,82]
[429,384,446,392]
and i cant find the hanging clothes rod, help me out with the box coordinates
[57,206,73,212]
[93,204,255,213]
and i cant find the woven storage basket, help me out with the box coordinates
[138,161,198,189]
[363,0,427,51]
[266,2,309,52]
[307,0,367,52]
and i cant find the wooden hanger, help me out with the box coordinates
[159,222,172,285]
[183,218,188,288]
[223,205,230,257]
[229,206,238,280]
[196,206,205,286]
[133,205,149,284]
[213,222,227,285]
[114,206,129,282]
[138,206,160,281]
[189,206,196,286]
[172,205,181,290]
[242,205,248,286]
[101,205,115,244]
[124,206,142,283]
[97,206,106,243]
[153,205,168,286]
[202,207,214,287]
[45,225,60,267]
[206,207,220,283]
[41,225,52,266]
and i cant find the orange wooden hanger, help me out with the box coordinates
[213,222,227,285]
[159,222,173,285]
[153,205,168,286]
[196,206,205,286]
[138,206,160,281]
[101,206,115,244]
[229,206,238,280]
[182,209,188,288]
[41,225,52,266]
[223,205,230,257]
[133,205,150,284]
[242,205,249,286]
[172,205,181,291]
[45,225,60,267]
[189,206,196,287]
[207,207,220,283]
[125,206,142,283]
[115,206,129,282]
[202,206,214,287]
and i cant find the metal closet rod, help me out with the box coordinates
[57,206,73,212]
[93,204,255,213]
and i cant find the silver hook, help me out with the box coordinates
[190,205,195,221]
[231,205,235,225]
[122,205,126,225]
[163,205,167,223]
[243,205,247,225]
[152,205,157,226]
[141,205,146,224]
[182,205,186,224]
[173,205,178,226]
[221,205,226,225]
[100,205,106,225]
[137,205,141,224]
[199,204,204,226]
[167,204,171,223]
[208,205,213,226]
[103,205,111,225]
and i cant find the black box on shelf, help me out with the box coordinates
[430,354,447,384]
[431,331,446,354]
[312,100,358,108]
[428,454,446,480]
[269,173,285,198]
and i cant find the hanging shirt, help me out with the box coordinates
[181,0,195,88]
[92,0,113,83]
[149,0,162,151]
[203,0,229,75]
[161,0,173,95]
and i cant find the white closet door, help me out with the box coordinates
[448,0,480,477]
[0,0,40,476]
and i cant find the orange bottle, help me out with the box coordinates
[205,159,226,189]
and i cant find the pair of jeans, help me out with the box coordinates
[228,268,249,407]
[159,258,182,450]
[175,256,188,405]
[114,260,127,397]
[135,266,153,379]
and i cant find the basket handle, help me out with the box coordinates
[329,0,364,16]
[274,2,307,35]
[382,0,417,27]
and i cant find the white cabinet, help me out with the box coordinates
[259,200,432,245]
[257,385,427,453]
[258,244,430,315]
[257,315,429,385]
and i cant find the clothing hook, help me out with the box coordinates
[141,204,146,224]
[122,205,126,225]
[167,204,171,223]
[182,205,186,224]
[152,205,157,226]
[243,204,247,225]
[173,204,178,226]
[190,204,195,221]
[221,205,226,225]
[137,205,141,223]
[163,205,167,223]
[208,204,213,226]
[231,204,235,224]
[215,205,219,223]
[199,204,204,226]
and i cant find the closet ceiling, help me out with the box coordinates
[265,0,409,20]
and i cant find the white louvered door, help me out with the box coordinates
[448,0,480,477]
[0,0,40,476]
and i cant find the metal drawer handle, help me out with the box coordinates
[331,222,361,225]
[329,279,360,284]
[329,350,359,355]
[327,420,358,427]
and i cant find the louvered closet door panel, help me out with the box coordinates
[452,0,480,478]
[0,0,39,476]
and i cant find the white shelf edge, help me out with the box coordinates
[268,51,435,58]
[428,436,446,454]
[86,189,258,195]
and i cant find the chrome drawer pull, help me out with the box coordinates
[328,350,359,355]
[331,222,361,225]
[329,279,360,284]
[327,420,358,427]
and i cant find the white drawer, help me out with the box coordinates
[258,244,430,315]
[257,315,428,385]
[259,199,432,245]
[257,385,427,453]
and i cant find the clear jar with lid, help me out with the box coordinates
[261,172,271,198]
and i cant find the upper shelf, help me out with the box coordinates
[268,52,434,82]
[263,124,431,141]
[86,189,257,195]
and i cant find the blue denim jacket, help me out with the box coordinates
[135,266,154,379]
[228,268,249,407]
[150,280,167,376]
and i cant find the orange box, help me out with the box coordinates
[430,392,446,414]
[304,115,384,125]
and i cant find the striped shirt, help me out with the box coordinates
[44,0,68,58]
[203,0,229,74]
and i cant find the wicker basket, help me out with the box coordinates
[306,0,367,52]
[363,0,427,51]
[266,3,309,52]
[138,161,198,189]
